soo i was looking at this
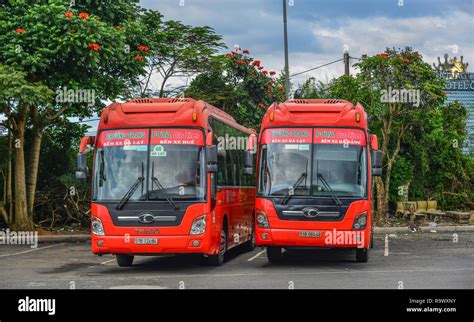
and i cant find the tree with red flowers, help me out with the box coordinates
[0,0,151,229]
[185,48,286,129]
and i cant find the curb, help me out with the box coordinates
[38,234,90,243]
[33,225,474,242]
[374,225,474,234]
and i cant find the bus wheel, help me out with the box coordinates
[207,228,227,266]
[355,248,369,263]
[116,254,134,267]
[266,246,282,263]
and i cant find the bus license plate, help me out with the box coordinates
[134,238,158,245]
[299,231,321,238]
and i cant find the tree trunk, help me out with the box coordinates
[7,130,13,224]
[375,177,385,224]
[26,128,43,218]
[12,108,33,230]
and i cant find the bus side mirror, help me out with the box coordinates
[206,145,218,173]
[75,153,87,180]
[243,150,253,176]
[372,150,382,177]
[369,134,379,151]
[79,136,95,153]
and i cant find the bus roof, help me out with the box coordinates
[98,98,254,135]
[261,99,368,130]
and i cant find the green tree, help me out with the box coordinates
[0,0,150,228]
[185,48,287,129]
[137,17,225,97]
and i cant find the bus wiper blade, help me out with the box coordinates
[281,172,307,205]
[317,173,342,206]
[116,177,144,210]
[116,162,145,210]
[151,161,179,210]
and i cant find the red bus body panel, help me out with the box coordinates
[255,99,373,249]
[89,98,255,256]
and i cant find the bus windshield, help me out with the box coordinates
[92,128,206,202]
[258,128,367,198]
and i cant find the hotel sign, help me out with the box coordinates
[434,54,473,91]
[439,72,474,91]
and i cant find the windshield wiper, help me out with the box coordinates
[317,173,342,206]
[151,161,179,210]
[116,162,145,210]
[281,172,307,205]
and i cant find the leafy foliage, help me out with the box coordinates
[185,48,287,130]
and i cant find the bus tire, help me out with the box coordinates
[266,246,282,263]
[116,254,134,267]
[207,226,227,266]
[355,248,369,263]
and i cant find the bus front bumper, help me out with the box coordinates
[256,228,369,248]
[91,234,212,255]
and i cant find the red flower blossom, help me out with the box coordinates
[258,66,263,70]
[252,60,261,67]
[258,103,265,109]
[262,71,268,75]
[79,12,89,19]
[278,86,285,91]
[137,45,150,52]
[243,49,250,54]
[71,29,76,33]
[403,59,410,63]
[15,28,25,33]
[267,85,272,90]
[65,12,73,19]
[269,71,276,76]
[136,55,143,61]
[237,59,243,64]
[88,42,100,52]
[225,53,234,57]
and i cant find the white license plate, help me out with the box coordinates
[134,238,158,245]
[298,231,322,238]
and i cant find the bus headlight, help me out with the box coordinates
[91,217,105,236]
[256,210,270,228]
[352,212,367,230]
[190,215,207,235]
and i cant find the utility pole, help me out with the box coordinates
[343,50,350,76]
[283,0,290,99]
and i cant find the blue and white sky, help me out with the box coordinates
[140,0,474,88]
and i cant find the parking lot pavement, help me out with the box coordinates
[0,232,473,289]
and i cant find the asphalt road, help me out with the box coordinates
[0,232,473,289]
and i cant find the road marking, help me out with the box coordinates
[100,258,116,265]
[384,234,389,256]
[0,243,66,258]
[138,267,474,279]
[109,285,168,289]
[247,249,266,262]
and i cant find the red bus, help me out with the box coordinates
[76,98,257,266]
[250,99,382,263]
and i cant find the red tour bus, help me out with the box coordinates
[251,99,382,263]
[76,98,257,266]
